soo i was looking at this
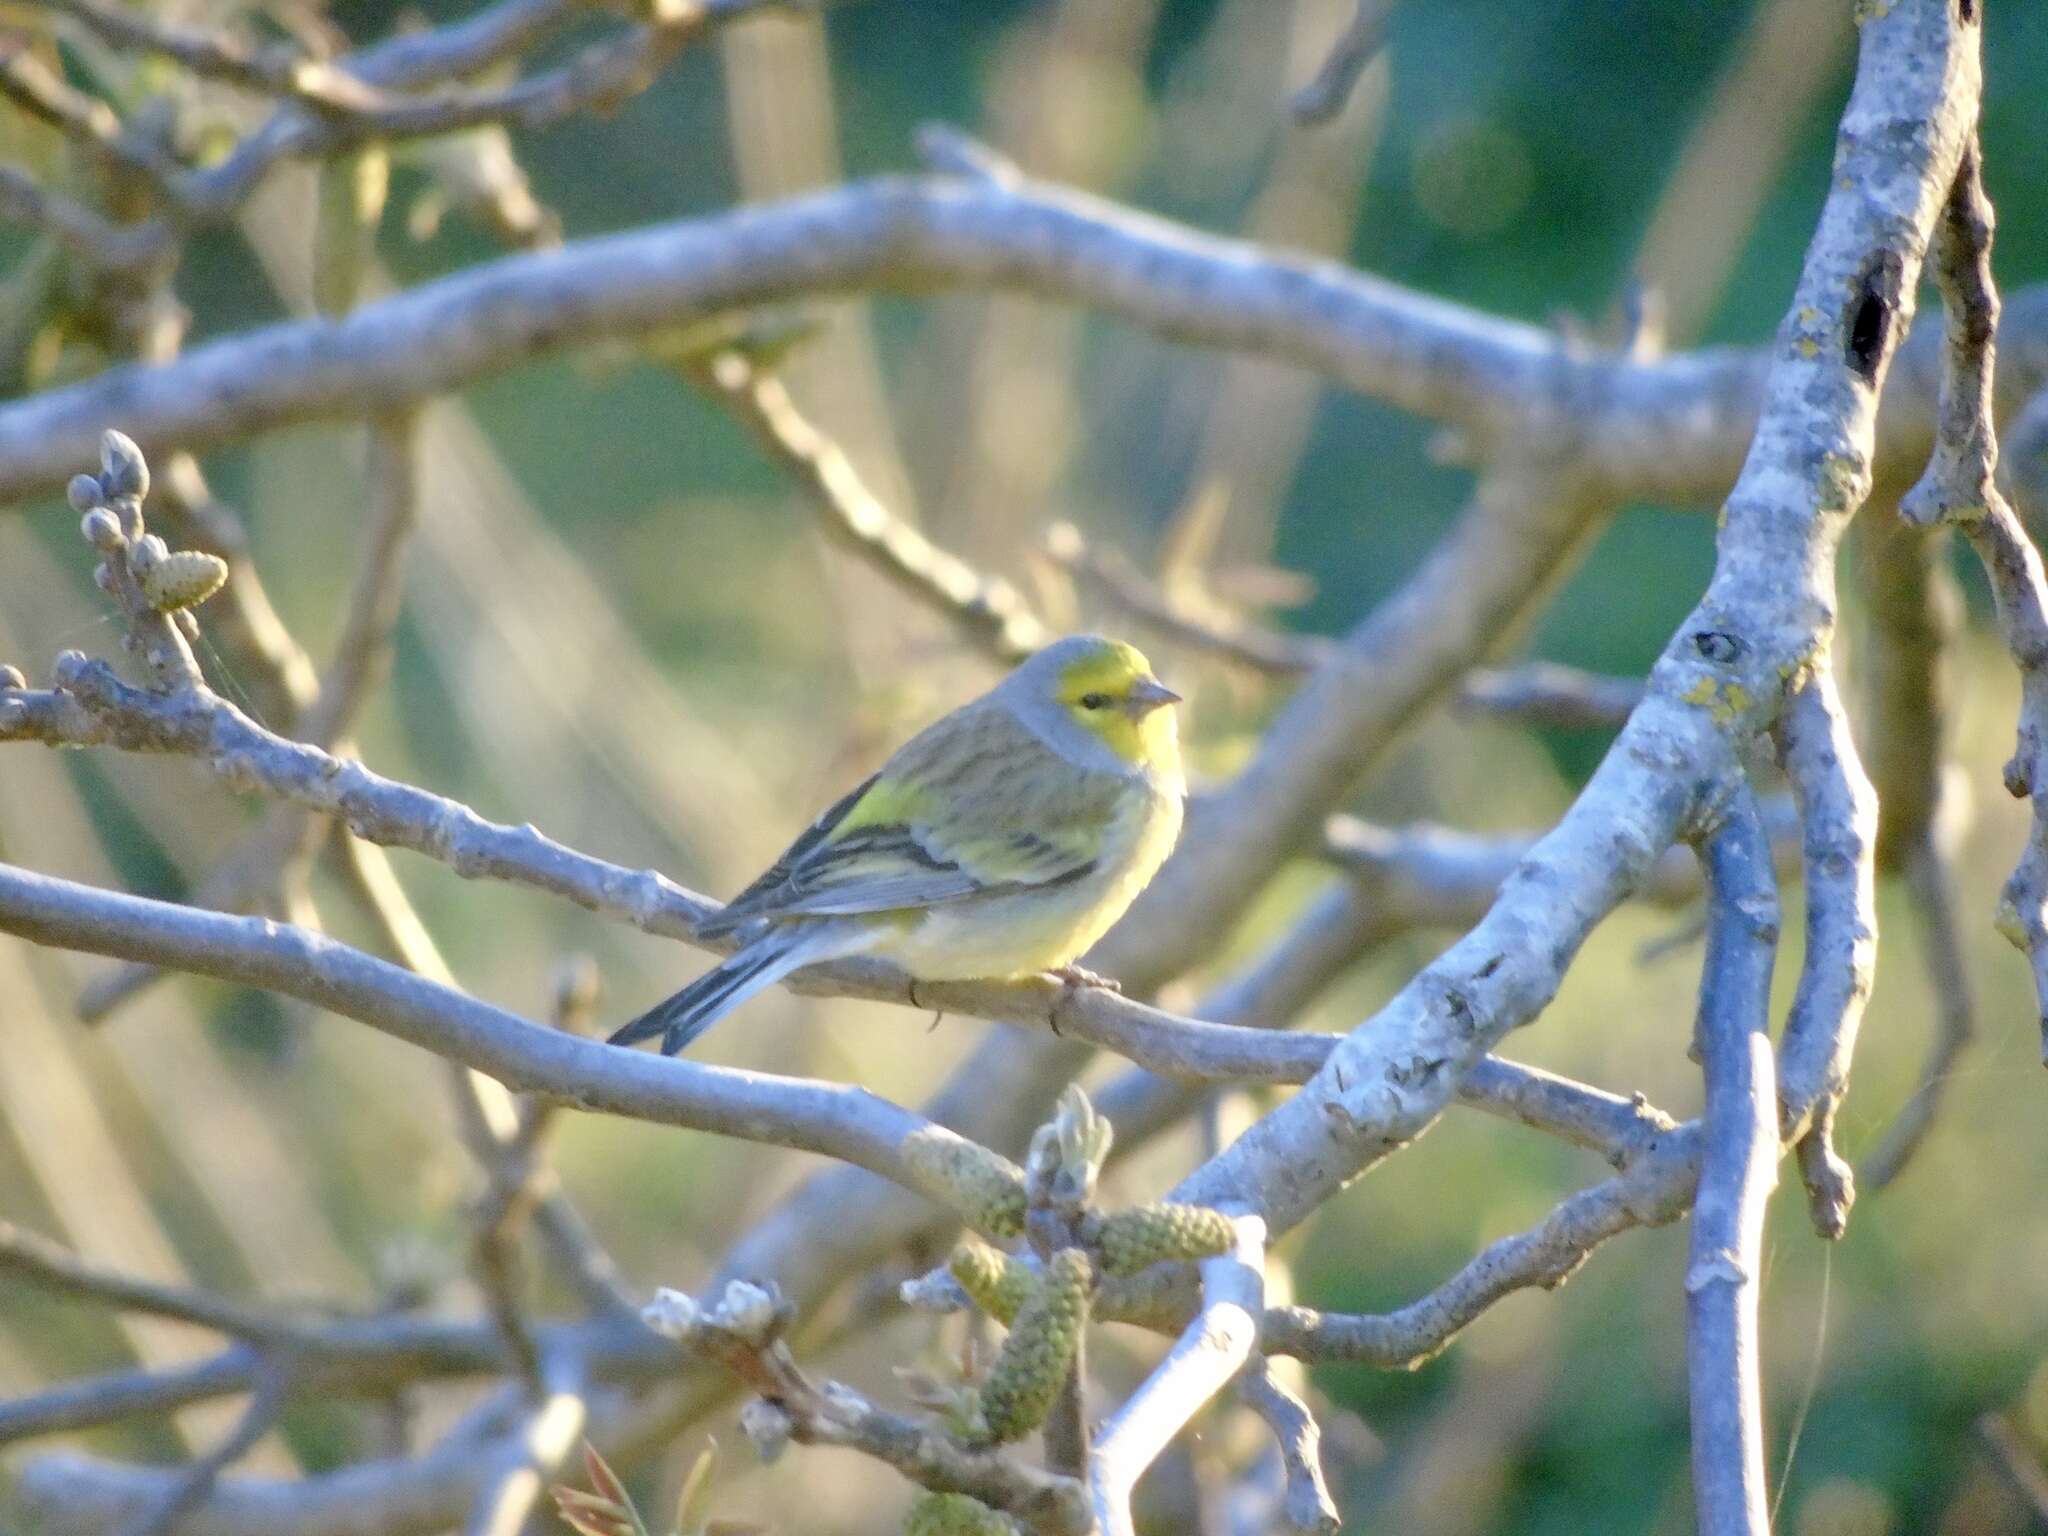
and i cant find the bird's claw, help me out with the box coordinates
[1050,964,1121,993]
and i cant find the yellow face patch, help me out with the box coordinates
[1056,640,1174,765]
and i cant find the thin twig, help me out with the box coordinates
[33,0,382,111]
[1862,840,1974,1186]
[1686,793,1781,1536]
[1235,1357,1339,1536]
[1902,133,2048,1057]
[650,1282,1090,1536]
[110,1358,292,1536]
[1048,520,1643,727]
[0,1221,332,1343]
[1976,1414,2048,1532]
[1259,1122,1701,1368]
[1289,0,1396,126]
[1773,669,1874,1238]
[692,350,1048,664]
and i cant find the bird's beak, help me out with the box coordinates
[1125,677,1183,716]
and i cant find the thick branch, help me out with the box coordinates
[0,859,963,1191]
[0,175,2029,512]
[1089,1216,1265,1536]
[1166,0,1977,1240]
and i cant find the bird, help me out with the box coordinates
[608,635,1186,1056]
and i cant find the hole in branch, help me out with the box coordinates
[1845,252,1903,384]
[1693,630,1744,664]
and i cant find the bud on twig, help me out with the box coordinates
[709,1278,783,1348]
[79,508,122,551]
[128,533,168,575]
[739,1397,793,1464]
[67,474,104,514]
[641,1287,703,1342]
[100,430,149,501]
[1026,1083,1113,1210]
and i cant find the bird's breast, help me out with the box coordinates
[883,777,1183,981]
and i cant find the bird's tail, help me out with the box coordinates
[607,923,869,1056]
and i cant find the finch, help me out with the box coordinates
[608,635,1185,1055]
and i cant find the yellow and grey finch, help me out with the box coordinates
[608,635,1185,1056]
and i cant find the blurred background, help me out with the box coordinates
[2,0,2046,1532]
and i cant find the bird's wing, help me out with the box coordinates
[703,704,1125,927]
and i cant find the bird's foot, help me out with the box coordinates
[908,978,947,1030]
[1050,964,1121,994]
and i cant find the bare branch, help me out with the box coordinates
[304,413,421,746]
[1901,137,2002,529]
[1290,0,1395,126]
[1235,1358,1340,1536]
[1167,0,1980,1243]
[110,1361,291,1536]
[1773,668,1874,1237]
[14,1383,694,1536]
[0,170,2028,512]
[0,1308,688,1446]
[1260,1121,1702,1368]
[1863,840,1975,1186]
[646,1283,1089,1536]
[1045,520,1328,675]
[1453,662,1645,730]
[33,0,382,111]
[1090,1215,1265,1536]
[1855,507,1976,1184]
[0,858,964,1190]
[462,1353,588,1536]
[1321,799,1799,932]
[691,349,1048,663]
[1964,504,2048,1056]
[1976,1413,2048,1530]
[0,164,163,274]
[1686,794,1781,1536]
[1903,133,2048,1056]
[1048,520,1642,727]
[341,0,585,91]
[0,1221,332,1343]
[0,42,184,201]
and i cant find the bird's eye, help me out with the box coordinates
[1079,692,1109,710]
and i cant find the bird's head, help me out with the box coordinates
[1011,634,1181,770]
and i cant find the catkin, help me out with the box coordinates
[1097,1202,1236,1276]
[902,1491,1018,1536]
[970,1247,1091,1445]
[903,1130,1027,1238]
